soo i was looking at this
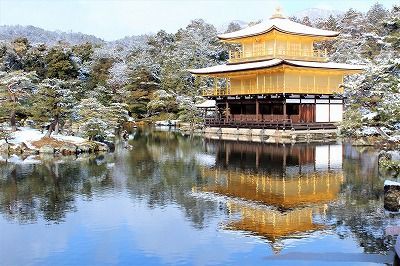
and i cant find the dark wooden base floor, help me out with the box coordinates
[204,119,337,130]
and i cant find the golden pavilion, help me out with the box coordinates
[189,7,364,129]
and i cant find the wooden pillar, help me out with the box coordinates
[328,98,331,122]
[299,102,303,122]
[283,100,287,118]
[256,74,259,93]
[225,101,229,123]
[256,99,259,121]
[286,39,289,55]
[313,74,316,94]
[263,41,266,55]
[214,77,217,95]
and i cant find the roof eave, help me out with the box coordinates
[218,27,339,41]
[284,60,365,72]
[188,60,364,76]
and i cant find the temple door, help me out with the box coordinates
[300,104,315,123]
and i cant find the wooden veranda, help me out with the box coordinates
[204,118,337,130]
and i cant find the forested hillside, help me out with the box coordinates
[0,25,104,45]
[0,3,399,141]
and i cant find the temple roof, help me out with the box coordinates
[218,16,339,40]
[188,59,365,75]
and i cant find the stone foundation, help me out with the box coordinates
[181,126,338,143]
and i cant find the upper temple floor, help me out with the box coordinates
[218,8,338,64]
[227,31,329,63]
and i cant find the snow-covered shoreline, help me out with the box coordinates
[0,127,109,155]
[0,127,87,148]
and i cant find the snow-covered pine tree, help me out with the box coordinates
[31,78,75,137]
[0,70,37,131]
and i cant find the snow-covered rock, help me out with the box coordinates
[389,135,400,142]
[155,120,180,127]
[384,180,400,187]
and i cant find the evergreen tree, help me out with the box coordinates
[45,46,79,80]
[22,44,47,78]
[365,3,388,34]
[31,78,75,137]
[76,98,128,140]
[225,22,242,33]
[384,5,400,52]
[0,126,13,143]
[324,15,338,31]
[87,57,114,88]
[0,71,37,131]
[301,16,312,27]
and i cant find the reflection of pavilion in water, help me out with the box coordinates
[199,141,344,252]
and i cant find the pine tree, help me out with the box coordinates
[324,15,338,31]
[301,16,312,27]
[45,46,79,80]
[0,125,13,143]
[0,71,37,131]
[76,98,128,140]
[365,3,388,34]
[31,78,75,137]
[384,5,400,52]
[225,22,242,33]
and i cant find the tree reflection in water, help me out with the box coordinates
[0,154,113,223]
[0,129,398,258]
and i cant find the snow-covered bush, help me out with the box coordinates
[80,118,108,141]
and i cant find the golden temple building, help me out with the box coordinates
[189,7,364,129]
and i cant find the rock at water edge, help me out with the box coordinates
[384,180,400,212]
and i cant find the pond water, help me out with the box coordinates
[0,128,399,265]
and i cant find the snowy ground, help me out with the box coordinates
[0,127,87,149]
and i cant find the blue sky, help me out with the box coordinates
[0,0,397,40]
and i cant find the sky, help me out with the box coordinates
[0,0,397,41]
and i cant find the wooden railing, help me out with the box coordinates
[202,86,230,96]
[204,118,337,130]
[229,48,328,63]
[202,85,342,96]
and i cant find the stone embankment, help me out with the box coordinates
[179,125,338,143]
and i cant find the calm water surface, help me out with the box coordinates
[0,128,399,265]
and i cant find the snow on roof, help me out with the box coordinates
[188,59,365,75]
[218,17,339,40]
[285,60,365,70]
[195,100,216,108]
[189,59,281,75]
